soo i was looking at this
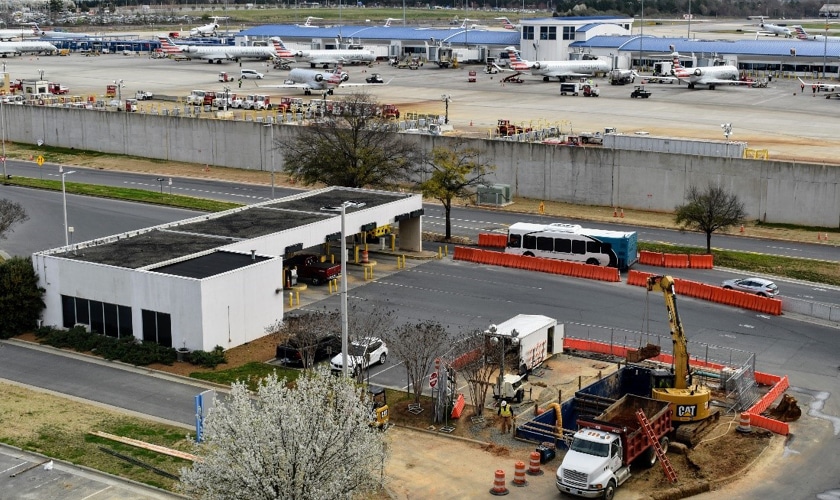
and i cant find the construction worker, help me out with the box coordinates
[498,400,513,434]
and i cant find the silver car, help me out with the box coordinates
[721,277,779,297]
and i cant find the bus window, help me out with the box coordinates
[572,240,586,254]
[523,235,537,250]
[587,241,600,254]
[555,238,571,253]
[537,236,553,251]
[601,242,612,254]
[508,233,522,248]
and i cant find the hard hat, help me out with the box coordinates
[501,400,507,407]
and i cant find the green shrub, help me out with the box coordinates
[188,346,227,368]
[34,326,177,366]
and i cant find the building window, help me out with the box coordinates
[523,26,534,40]
[142,309,173,348]
[60,295,132,338]
[540,26,556,40]
[563,26,576,41]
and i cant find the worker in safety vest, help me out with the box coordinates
[498,400,513,434]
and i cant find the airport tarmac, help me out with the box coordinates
[4,20,838,164]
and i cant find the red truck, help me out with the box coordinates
[48,83,69,95]
[556,394,672,499]
[284,254,341,286]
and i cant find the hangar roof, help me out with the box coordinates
[575,35,840,58]
[239,24,520,45]
[50,187,416,276]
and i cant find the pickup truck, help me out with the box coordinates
[135,90,153,101]
[285,254,341,286]
[556,394,672,500]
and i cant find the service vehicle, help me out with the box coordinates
[242,94,272,110]
[487,314,559,402]
[505,222,638,270]
[631,85,652,98]
[368,385,390,429]
[582,83,599,97]
[240,69,264,79]
[124,98,138,112]
[721,277,779,297]
[608,68,636,85]
[218,72,234,82]
[284,253,341,286]
[365,73,384,84]
[556,394,672,500]
[47,83,68,95]
[560,82,581,96]
[329,337,388,376]
[135,90,153,100]
[496,119,531,136]
[380,103,400,119]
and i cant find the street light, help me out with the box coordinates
[68,226,74,253]
[486,325,519,399]
[38,68,44,80]
[1,86,6,182]
[687,0,691,38]
[441,94,451,124]
[60,167,75,247]
[156,177,165,193]
[264,122,275,199]
[114,79,123,103]
[339,201,351,378]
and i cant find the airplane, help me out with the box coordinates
[0,39,57,56]
[190,17,226,37]
[756,17,792,37]
[270,38,296,61]
[383,18,399,27]
[297,17,322,28]
[295,45,376,68]
[792,25,840,42]
[496,46,610,82]
[669,52,750,90]
[495,17,520,30]
[258,66,390,95]
[258,66,349,95]
[34,24,96,40]
[157,37,279,64]
[0,25,38,41]
[796,77,839,93]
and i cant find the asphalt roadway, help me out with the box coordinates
[3,21,839,164]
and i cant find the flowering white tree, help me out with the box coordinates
[178,366,388,500]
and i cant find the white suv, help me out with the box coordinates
[240,69,264,79]
[330,337,388,376]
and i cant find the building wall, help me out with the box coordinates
[8,106,838,227]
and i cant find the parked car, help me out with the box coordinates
[722,277,779,297]
[276,334,342,368]
[330,337,388,375]
[240,69,264,79]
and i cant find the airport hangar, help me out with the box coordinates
[32,187,423,353]
[236,15,838,76]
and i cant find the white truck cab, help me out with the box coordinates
[557,428,629,499]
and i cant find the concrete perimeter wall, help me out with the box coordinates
[8,106,839,228]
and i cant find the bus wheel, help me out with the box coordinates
[524,252,535,257]
[586,258,599,265]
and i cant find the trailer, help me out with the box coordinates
[486,314,560,375]
[560,82,580,96]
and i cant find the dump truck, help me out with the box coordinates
[556,394,672,500]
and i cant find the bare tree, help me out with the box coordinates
[281,92,423,188]
[450,329,495,417]
[0,200,28,241]
[381,320,449,404]
[674,183,747,253]
[267,308,340,369]
[346,301,396,383]
[179,367,388,500]
[418,139,495,241]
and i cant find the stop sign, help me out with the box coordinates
[429,372,438,388]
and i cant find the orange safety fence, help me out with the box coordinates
[750,374,789,414]
[477,233,508,248]
[638,250,664,266]
[453,247,621,282]
[451,393,466,418]
[749,413,789,435]
[663,253,689,268]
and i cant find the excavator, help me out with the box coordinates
[645,275,720,446]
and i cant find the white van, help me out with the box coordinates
[240,69,264,79]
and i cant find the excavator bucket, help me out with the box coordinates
[626,343,662,363]
[769,394,802,422]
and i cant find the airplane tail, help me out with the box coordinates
[157,37,183,55]
[670,51,689,76]
[506,47,529,70]
[793,25,810,40]
[270,38,295,58]
[31,23,42,36]
[497,17,515,29]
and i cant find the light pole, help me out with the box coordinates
[823,21,829,78]
[687,0,691,38]
[264,123,275,199]
[1,89,6,181]
[60,167,75,247]
[114,79,123,103]
[340,201,350,378]
[441,94,451,124]
[721,123,733,157]
[486,325,519,399]
[156,177,165,193]
[68,226,74,252]
[639,0,644,70]
[38,68,44,80]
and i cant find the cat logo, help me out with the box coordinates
[677,405,698,418]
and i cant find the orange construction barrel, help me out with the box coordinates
[489,469,509,496]
[361,249,369,264]
[512,461,528,487]
[526,451,544,476]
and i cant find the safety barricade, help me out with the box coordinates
[451,393,466,419]
[626,270,654,287]
[749,413,789,436]
[663,253,689,268]
[688,254,714,269]
[638,250,664,266]
[477,233,507,248]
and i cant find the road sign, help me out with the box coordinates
[429,372,438,388]
[36,155,44,166]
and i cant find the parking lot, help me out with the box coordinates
[4,26,839,164]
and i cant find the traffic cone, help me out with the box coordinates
[620,209,624,218]
[818,233,822,241]
[613,208,618,218]
[825,233,829,241]
[740,225,744,233]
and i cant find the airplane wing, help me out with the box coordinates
[257,81,314,90]
[540,70,591,78]
[308,56,338,65]
[797,77,838,92]
[337,78,393,88]
[194,52,231,61]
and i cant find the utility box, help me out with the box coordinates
[477,184,512,207]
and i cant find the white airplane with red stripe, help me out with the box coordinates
[158,36,282,64]
[670,52,747,90]
[494,17,520,30]
[498,47,610,82]
[793,25,840,42]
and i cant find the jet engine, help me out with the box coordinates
[693,68,703,76]
[314,73,324,82]
[339,72,350,82]
[531,62,542,69]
